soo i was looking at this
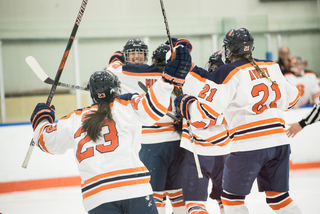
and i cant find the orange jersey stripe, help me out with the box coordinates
[190,71,207,83]
[193,138,230,147]
[141,98,160,121]
[289,94,300,107]
[141,127,176,134]
[114,98,131,106]
[232,128,286,141]
[122,70,162,77]
[82,178,150,200]
[81,166,148,187]
[37,122,53,154]
[198,101,220,119]
[153,122,175,126]
[149,86,167,113]
[229,118,285,136]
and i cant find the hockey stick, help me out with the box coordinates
[159,0,174,59]
[26,56,88,91]
[22,0,88,169]
[159,0,203,178]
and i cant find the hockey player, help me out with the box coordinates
[287,97,320,137]
[284,56,320,107]
[106,38,191,214]
[29,45,192,214]
[175,28,302,214]
[123,38,149,65]
[178,50,229,214]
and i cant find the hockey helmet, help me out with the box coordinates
[123,39,148,64]
[222,28,254,63]
[207,50,224,72]
[88,70,121,103]
[152,44,170,65]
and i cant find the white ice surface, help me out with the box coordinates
[0,168,319,214]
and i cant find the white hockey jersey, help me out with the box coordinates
[107,61,181,144]
[181,66,230,156]
[186,60,300,153]
[32,79,173,212]
[284,70,320,106]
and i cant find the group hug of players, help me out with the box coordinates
[30,28,305,214]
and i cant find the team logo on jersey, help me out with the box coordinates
[97,93,106,98]
[244,46,250,51]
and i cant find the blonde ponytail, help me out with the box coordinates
[243,54,278,86]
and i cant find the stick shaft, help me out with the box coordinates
[159,0,174,53]
[46,0,88,106]
[22,0,88,169]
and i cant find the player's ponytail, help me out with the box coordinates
[82,101,113,142]
[243,54,278,86]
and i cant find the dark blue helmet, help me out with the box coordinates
[207,50,224,72]
[152,44,170,66]
[88,70,121,103]
[222,28,254,63]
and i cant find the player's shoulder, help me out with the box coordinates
[304,69,318,77]
[207,59,246,84]
[122,64,161,76]
[188,66,211,82]
[107,61,123,73]
[60,105,97,120]
[209,58,278,84]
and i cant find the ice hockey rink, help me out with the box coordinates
[1,169,320,213]
[0,108,320,214]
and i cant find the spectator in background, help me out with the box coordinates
[284,56,320,108]
[277,46,291,75]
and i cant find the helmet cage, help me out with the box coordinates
[88,70,121,103]
[123,39,148,64]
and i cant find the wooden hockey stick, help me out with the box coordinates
[26,56,88,91]
[159,0,203,178]
[22,0,89,169]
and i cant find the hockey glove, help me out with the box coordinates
[162,46,192,87]
[174,94,197,121]
[30,103,55,130]
[166,38,193,53]
[108,51,124,64]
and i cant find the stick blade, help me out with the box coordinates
[26,56,49,82]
